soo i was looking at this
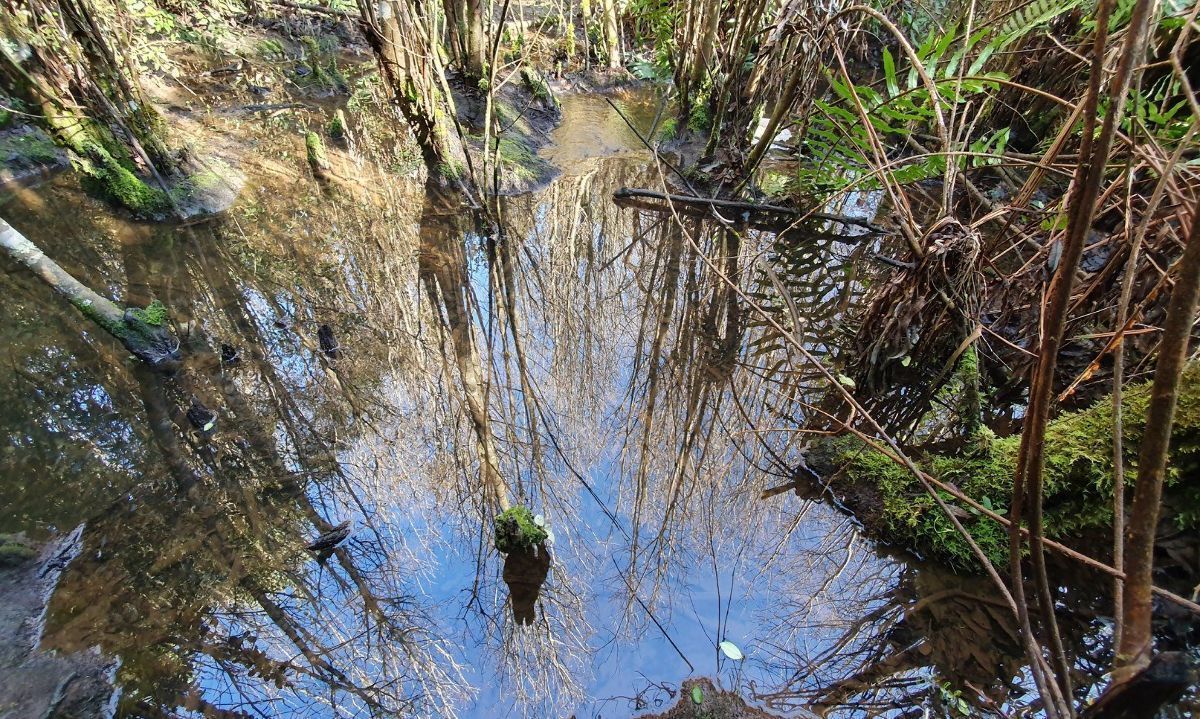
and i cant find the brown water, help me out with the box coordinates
[0,92,1125,718]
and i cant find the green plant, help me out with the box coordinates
[493,506,548,553]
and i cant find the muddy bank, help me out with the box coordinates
[0,527,118,719]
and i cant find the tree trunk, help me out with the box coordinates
[357,0,472,186]
[1116,212,1200,672]
[600,0,621,68]
[443,0,486,79]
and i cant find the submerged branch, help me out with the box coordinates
[612,188,890,234]
[0,216,181,369]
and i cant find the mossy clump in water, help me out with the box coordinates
[71,297,179,369]
[0,534,36,568]
[300,35,347,91]
[128,299,168,327]
[494,506,548,554]
[829,363,1200,569]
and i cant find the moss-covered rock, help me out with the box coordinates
[825,364,1200,569]
[494,506,548,554]
[520,66,556,107]
[305,131,331,179]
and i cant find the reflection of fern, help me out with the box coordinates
[747,234,857,360]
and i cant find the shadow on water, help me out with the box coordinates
[0,93,1130,718]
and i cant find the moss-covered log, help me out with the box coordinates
[0,217,181,369]
[820,364,1200,569]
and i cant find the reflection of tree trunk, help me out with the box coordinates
[243,581,384,712]
[811,644,924,713]
[419,200,511,511]
[630,223,684,551]
[494,233,544,472]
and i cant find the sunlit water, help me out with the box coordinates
[0,91,1119,718]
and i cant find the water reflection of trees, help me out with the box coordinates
[0,132,1116,718]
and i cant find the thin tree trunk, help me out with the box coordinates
[1007,0,1154,709]
[1116,212,1200,673]
[599,0,621,68]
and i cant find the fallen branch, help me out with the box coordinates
[613,187,891,234]
[0,217,181,369]
[268,0,351,17]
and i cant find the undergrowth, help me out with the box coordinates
[833,363,1200,569]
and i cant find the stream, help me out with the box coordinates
[0,91,1122,718]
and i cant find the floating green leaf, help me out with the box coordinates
[718,640,745,660]
[692,685,703,704]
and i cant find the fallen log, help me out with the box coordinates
[0,217,181,369]
[612,187,890,235]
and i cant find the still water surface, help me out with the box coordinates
[0,93,1116,718]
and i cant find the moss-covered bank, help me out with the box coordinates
[820,364,1200,569]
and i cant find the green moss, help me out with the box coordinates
[657,117,678,142]
[520,66,555,106]
[495,137,549,182]
[834,364,1200,569]
[688,102,712,134]
[129,300,168,327]
[257,38,286,60]
[305,131,329,175]
[69,295,126,338]
[0,131,60,165]
[88,156,168,214]
[494,506,548,554]
[0,543,36,567]
[0,534,36,567]
[327,109,347,140]
[299,35,346,90]
[436,160,464,181]
[564,23,577,60]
